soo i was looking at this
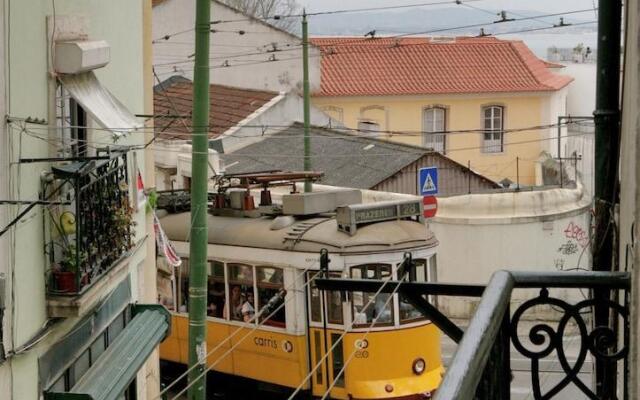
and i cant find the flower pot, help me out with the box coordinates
[53,271,77,293]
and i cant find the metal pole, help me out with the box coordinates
[516,157,520,191]
[302,11,312,193]
[468,160,471,194]
[188,0,210,398]
[593,0,622,397]
[557,115,563,159]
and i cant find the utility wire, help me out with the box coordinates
[319,273,407,400]
[153,0,488,42]
[152,13,597,73]
[285,269,401,400]
[167,267,323,400]
[157,265,318,399]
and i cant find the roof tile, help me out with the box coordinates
[154,76,279,140]
[311,36,573,96]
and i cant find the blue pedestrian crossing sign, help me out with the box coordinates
[419,167,438,196]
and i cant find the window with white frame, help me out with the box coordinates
[357,120,380,136]
[482,106,504,153]
[423,107,446,153]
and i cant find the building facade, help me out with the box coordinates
[152,0,321,92]
[0,1,168,399]
[311,37,572,187]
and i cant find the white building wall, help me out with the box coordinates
[153,0,321,92]
[2,1,150,399]
[430,186,592,318]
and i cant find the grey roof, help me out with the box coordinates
[223,123,430,189]
[222,123,497,191]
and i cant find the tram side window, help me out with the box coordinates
[326,272,344,325]
[227,263,255,323]
[400,258,428,324]
[207,261,226,318]
[350,264,394,327]
[178,258,189,313]
[308,271,323,323]
[256,266,286,327]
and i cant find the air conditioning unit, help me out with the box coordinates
[55,40,110,74]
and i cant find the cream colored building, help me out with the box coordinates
[0,1,167,399]
[311,37,572,186]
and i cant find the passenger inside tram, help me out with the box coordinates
[242,292,255,322]
[226,285,245,321]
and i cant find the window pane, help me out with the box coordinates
[227,263,254,322]
[424,109,435,132]
[358,120,380,135]
[108,313,125,345]
[90,335,106,363]
[314,331,323,384]
[326,272,343,325]
[331,333,345,387]
[351,264,394,326]
[51,373,67,393]
[400,259,427,324]
[257,266,285,327]
[308,272,322,323]
[484,107,492,119]
[207,261,225,318]
[72,349,91,386]
[178,258,189,313]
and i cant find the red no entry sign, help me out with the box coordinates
[423,196,437,218]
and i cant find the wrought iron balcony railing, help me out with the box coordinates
[44,150,134,296]
[316,270,630,400]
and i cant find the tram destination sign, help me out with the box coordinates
[337,200,423,235]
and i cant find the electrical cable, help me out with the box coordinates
[157,264,316,398]
[165,265,323,400]
[319,272,408,400]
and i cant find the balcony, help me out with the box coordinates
[44,150,135,317]
[317,270,630,399]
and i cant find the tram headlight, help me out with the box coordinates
[412,358,426,375]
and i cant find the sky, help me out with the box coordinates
[297,0,598,14]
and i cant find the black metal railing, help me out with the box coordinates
[45,151,134,296]
[316,270,630,400]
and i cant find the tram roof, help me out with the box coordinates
[160,212,437,254]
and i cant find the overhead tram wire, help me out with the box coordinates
[152,0,489,43]
[22,127,596,161]
[18,117,593,140]
[151,11,597,74]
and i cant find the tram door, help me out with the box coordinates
[307,272,347,399]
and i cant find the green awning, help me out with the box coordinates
[46,305,170,400]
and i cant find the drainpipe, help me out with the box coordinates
[592,0,622,397]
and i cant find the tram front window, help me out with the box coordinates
[257,266,286,327]
[207,261,226,318]
[400,258,428,324]
[227,263,255,322]
[351,264,394,327]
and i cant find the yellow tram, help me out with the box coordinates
[157,186,443,399]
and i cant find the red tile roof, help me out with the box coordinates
[154,76,280,140]
[310,36,573,97]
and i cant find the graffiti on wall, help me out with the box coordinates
[555,221,590,271]
[563,221,589,248]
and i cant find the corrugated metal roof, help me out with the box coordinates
[223,123,498,194]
